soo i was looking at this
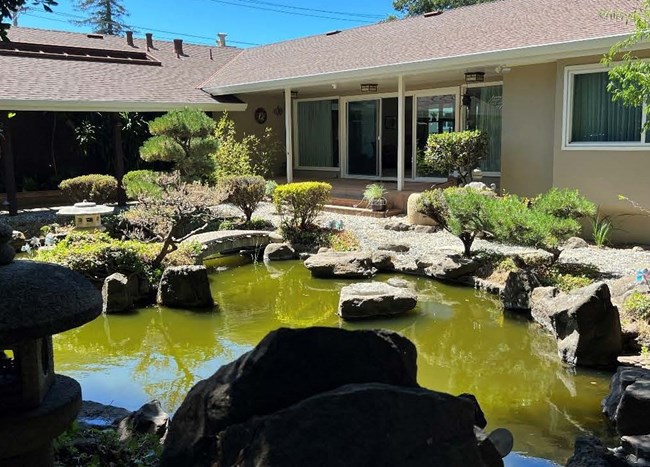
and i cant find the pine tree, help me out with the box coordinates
[73,0,128,35]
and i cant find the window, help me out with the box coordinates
[565,67,646,148]
[296,99,339,168]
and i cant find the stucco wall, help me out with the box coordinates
[553,55,650,245]
[215,92,287,176]
[501,63,556,197]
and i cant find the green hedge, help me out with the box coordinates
[59,174,118,203]
[34,232,199,283]
[273,181,331,229]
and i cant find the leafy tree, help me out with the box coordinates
[219,175,266,222]
[1,0,56,40]
[393,0,495,16]
[124,171,227,268]
[602,0,650,130]
[140,108,218,182]
[212,114,282,180]
[73,0,128,35]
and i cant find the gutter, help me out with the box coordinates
[202,34,630,95]
[0,100,248,113]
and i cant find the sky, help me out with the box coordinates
[16,0,397,48]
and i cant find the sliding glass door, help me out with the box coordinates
[347,100,379,176]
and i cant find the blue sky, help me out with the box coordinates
[17,0,397,47]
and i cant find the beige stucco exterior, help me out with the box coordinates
[550,54,650,244]
[501,63,556,197]
[215,92,287,175]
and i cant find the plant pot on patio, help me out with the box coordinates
[363,183,388,212]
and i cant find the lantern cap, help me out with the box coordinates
[0,261,102,344]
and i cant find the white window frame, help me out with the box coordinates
[563,63,649,151]
[293,97,341,171]
[460,81,503,177]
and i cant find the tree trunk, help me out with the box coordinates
[459,232,474,257]
[0,114,18,216]
[112,114,127,207]
[152,229,176,269]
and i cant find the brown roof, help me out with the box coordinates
[202,0,641,94]
[0,27,244,111]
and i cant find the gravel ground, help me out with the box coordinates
[6,203,650,279]
[222,202,650,279]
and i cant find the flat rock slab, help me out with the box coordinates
[417,252,481,281]
[304,251,376,279]
[338,282,417,320]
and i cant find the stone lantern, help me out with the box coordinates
[57,201,114,230]
[0,223,102,466]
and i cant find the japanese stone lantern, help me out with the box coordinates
[57,201,114,230]
[0,223,102,466]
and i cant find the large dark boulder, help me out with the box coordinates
[565,436,624,467]
[156,266,214,309]
[216,383,484,467]
[161,327,419,466]
[102,273,133,314]
[338,282,417,320]
[263,243,297,261]
[502,270,540,310]
[117,400,169,442]
[603,367,650,426]
[303,251,376,278]
[614,380,650,436]
[532,283,622,368]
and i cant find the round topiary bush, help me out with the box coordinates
[59,174,118,203]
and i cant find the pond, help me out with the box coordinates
[54,258,615,466]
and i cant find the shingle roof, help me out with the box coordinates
[202,0,640,94]
[0,27,243,111]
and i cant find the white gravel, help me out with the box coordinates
[6,202,650,279]
[223,202,650,279]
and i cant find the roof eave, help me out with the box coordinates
[203,34,630,95]
[0,99,249,112]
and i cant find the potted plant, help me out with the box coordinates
[363,183,388,212]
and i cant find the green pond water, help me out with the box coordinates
[54,258,615,466]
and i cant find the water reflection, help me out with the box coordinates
[54,260,613,464]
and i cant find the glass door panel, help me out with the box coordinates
[415,94,456,178]
[465,85,502,173]
[347,100,379,176]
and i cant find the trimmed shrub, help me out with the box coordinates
[421,130,488,184]
[219,175,266,222]
[273,182,332,229]
[122,170,163,200]
[59,174,118,203]
[34,231,199,283]
[265,180,278,198]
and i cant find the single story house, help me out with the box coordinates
[2,0,650,242]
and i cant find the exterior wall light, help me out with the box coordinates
[360,83,378,93]
[464,72,485,83]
